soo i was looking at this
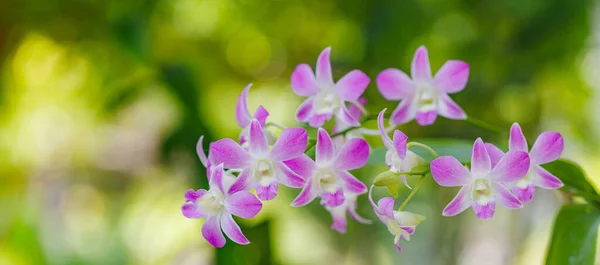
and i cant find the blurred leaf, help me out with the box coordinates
[546,204,600,265]
[543,159,598,201]
[368,138,473,165]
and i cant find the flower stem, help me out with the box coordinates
[464,116,505,134]
[266,122,287,130]
[407,142,439,158]
[399,175,424,211]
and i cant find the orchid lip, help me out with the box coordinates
[414,83,438,112]
[254,160,276,185]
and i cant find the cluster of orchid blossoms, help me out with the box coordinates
[181,46,565,251]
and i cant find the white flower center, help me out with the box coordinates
[318,171,339,193]
[414,82,437,112]
[255,160,276,185]
[197,189,225,215]
[471,179,492,204]
[314,91,340,114]
[385,150,424,173]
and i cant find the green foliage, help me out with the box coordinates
[544,159,598,201]
[545,204,600,265]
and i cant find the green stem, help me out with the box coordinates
[399,175,425,211]
[407,142,439,158]
[465,116,505,134]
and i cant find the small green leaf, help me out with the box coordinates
[373,171,401,187]
[546,204,600,265]
[543,159,598,197]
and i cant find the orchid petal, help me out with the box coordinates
[256,182,278,201]
[442,186,471,216]
[308,113,332,127]
[438,94,466,120]
[202,216,226,248]
[347,97,366,121]
[393,130,408,159]
[377,109,394,149]
[376,68,416,100]
[335,138,369,170]
[530,132,564,164]
[220,212,249,245]
[472,201,495,219]
[184,189,205,202]
[291,64,319,96]
[316,128,335,166]
[196,136,209,167]
[471,138,492,175]
[181,201,207,219]
[336,103,361,126]
[430,156,470,187]
[321,188,345,207]
[316,47,333,85]
[493,183,523,209]
[296,97,314,122]
[283,154,315,179]
[485,143,505,168]
[225,191,262,218]
[535,166,564,189]
[390,99,417,125]
[377,197,395,220]
[489,151,530,182]
[249,119,269,156]
[253,106,269,126]
[415,110,438,126]
[509,123,528,152]
[433,60,469,94]
[235,84,252,127]
[330,208,348,234]
[271,128,308,161]
[209,164,225,194]
[337,170,367,194]
[277,162,306,188]
[210,139,251,169]
[291,177,318,207]
[228,169,252,195]
[335,70,370,101]
[411,46,432,83]
[512,184,535,203]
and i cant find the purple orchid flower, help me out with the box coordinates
[326,191,371,234]
[291,47,370,127]
[368,186,425,252]
[210,119,307,200]
[288,128,369,208]
[485,123,564,203]
[377,109,426,188]
[236,84,271,145]
[430,138,530,219]
[181,164,263,248]
[376,46,468,126]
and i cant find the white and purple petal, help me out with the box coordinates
[411,46,432,83]
[224,191,263,218]
[529,131,564,165]
[509,123,528,152]
[337,170,367,194]
[316,128,335,166]
[492,183,523,209]
[291,64,319,96]
[437,94,466,120]
[335,138,370,171]
[393,130,408,159]
[270,128,308,161]
[316,47,333,85]
[390,99,417,125]
[489,151,530,183]
[291,177,319,207]
[256,182,279,201]
[433,60,469,94]
[415,110,438,126]
[376,68,416,100]
[210,139,251,169]
[235,84,253,127]
[377,109,394,149]
[471,138,492,175]
[335,70,370,101]
[472,201,495,219]
[535,166,564,189]
[220,212,249,245]
[442,186,471,216]
[430,156,470,187]
[248,119,269,156]
[201,216,226,248]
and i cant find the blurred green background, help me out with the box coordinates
[1,0,599,264]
